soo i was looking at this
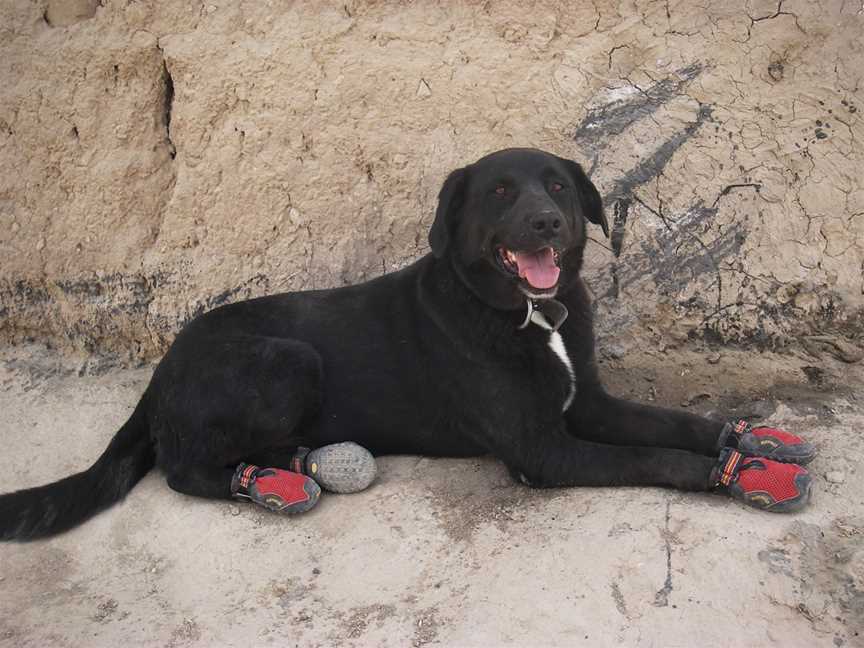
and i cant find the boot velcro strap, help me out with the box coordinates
[239,464,258,489]
[291,447,311,474]
[718,449,743,487]
[231,462,260,497]
[733,419,752,435]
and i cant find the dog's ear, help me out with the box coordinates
[429,167,468,258]
[564,160,609,239]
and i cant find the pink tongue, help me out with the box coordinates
[513,248,560,289]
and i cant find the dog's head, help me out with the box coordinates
[429,148,608,309]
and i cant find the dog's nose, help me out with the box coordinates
[529,212,562,233]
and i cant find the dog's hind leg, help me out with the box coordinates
[152,335,326,508]
[165,461,321,514]
[166,466,235,499]
[245,446,301,469]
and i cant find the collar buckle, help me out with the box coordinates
[517,298,568,332]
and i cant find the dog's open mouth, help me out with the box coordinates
[496,245,561,290]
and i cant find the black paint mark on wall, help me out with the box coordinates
[0,271,272,359]
[610,199,630,257]
[604,104,713,204]
[604,203,747,306]
[572,64,716,299]
[609,199,630,298]
[573,63,703,154]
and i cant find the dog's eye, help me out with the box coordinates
[494,185,507,196]
[550,182,564,193]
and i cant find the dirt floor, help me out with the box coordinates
[0,341,863,647]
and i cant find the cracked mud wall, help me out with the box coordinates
[0,0,862,362]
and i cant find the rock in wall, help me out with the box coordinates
[1,0,862,362]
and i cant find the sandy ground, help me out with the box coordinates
[0,342,862,648]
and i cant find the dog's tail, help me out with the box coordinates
[0,396,154,541]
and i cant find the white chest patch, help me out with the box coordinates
[548,331,575,412]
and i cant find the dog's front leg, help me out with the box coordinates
[549,388,815,511]
[493,421,812,512]
[491,423,716,491]
[565,384,726,456]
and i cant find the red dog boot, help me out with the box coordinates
[711,448,812,513]
[719,419,817,465]
[231,463,321,514]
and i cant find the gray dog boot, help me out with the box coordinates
[291,442,377,494]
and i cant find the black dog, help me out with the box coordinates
[0,148,814,540]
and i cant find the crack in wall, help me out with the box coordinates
[159,48,176,160]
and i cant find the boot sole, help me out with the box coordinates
[307,442,377,493]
